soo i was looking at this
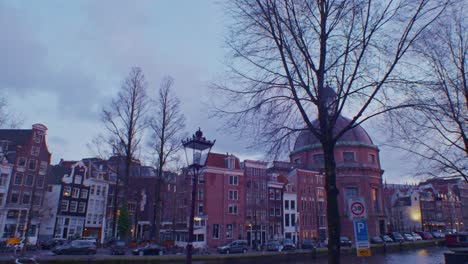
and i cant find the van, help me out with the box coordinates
[217,240,248,254]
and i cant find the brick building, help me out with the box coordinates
[0,124,51,243]
[290,116,386,238]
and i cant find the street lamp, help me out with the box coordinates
[182,128,215,264]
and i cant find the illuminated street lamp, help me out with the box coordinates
[182,128,215,264]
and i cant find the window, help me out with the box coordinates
[313,153,324,164]
[225,157,235,169]
[28,159,37,170]
[285,200,289,210]
[63,186,71,196]
[31,146,40,156]
[78,202,86,213]
[198,189,204,200]
[17,157,26,167]
[39,161,48,172]
[294,158,301,164]
[33,193,42,205]
[316,188,325,199]
[285,213,290,226]
[368,154,376,163]
[343,152,355,161]
[198,203,204,215]
[226,224,233,238]
[229,175,238,185]
[22,191,31,204]
[80,189,88,199]
[61,200,69,211]
[72,188,80,198]
[70,201,78,212]
[90,185,95,195]
[228,204,238,214]
[74,175,82,184]
[229,190,238,200]
[291,200,295,210]
[102,187,106,196]
[96,186,101,196]
[36,176,44,188]
[25,175,34,186]
[0,193,4,205]
[10,190,19,203]
[291,213,296,226]
[212,224,219,239]
[33,130,43,143]
[0,173,8,187]
[14,173,23,185]
[372,188,381,212]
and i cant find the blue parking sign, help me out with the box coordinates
[353,219,369,242]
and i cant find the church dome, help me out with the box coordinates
[293,115,374,151]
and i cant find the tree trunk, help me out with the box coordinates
[21,184,36,257]
[152,175,162,242]
[323,140,340,264]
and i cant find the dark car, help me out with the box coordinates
[281,239,296,251]
[40,238,67,250]
[105,237,119,248]
[381,235,394,243]
[110,240,127,255]
[132,244,164,256]
[301,238,318,249]
[52,240,97,255]
[432,232,445,239]
[217,240,248,254]
[266,240,283,252]
[340,236,352,247]
[370,236,384,244]
[415,231,433,240]
[387,232,404,242]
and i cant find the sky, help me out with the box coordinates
[1,0,418,183]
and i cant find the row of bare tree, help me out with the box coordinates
[96,67,185,241]
[213,1,466,263]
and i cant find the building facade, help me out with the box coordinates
[290,116,386,238]
[0,124,51,244]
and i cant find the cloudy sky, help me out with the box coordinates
[1,0,417,183]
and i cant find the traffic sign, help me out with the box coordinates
[348,197,367,220]
[353,219,371,257]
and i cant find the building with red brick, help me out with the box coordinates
[0,124,51,243]
[290,116,386,239]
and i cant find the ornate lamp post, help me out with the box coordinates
[182,128,215,264]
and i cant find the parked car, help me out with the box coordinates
[411,232,423,240]
[432,231,445,239]
[415,231,433,240]
[266,240,283,252]
[387,232,404,242]
[104,237,119,248]
[403,234,414,241]
[40,238,67,250]
[281,239,296,251]
[370,236,384,244]
[110,240,127,255]
[340,236,352,247]
[52,240,97,255]
[381,235,394,243]
[217,240,248,254]
[132,244,164,256]
[301,238,318,249]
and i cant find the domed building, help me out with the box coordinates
[290,115,386,239]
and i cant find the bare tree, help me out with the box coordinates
[102,67,149,199]
[102,67,149,240]
[386,5,467,182]
[0,96,22,128]
[147,76,185,242]
[214,1,447,263]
